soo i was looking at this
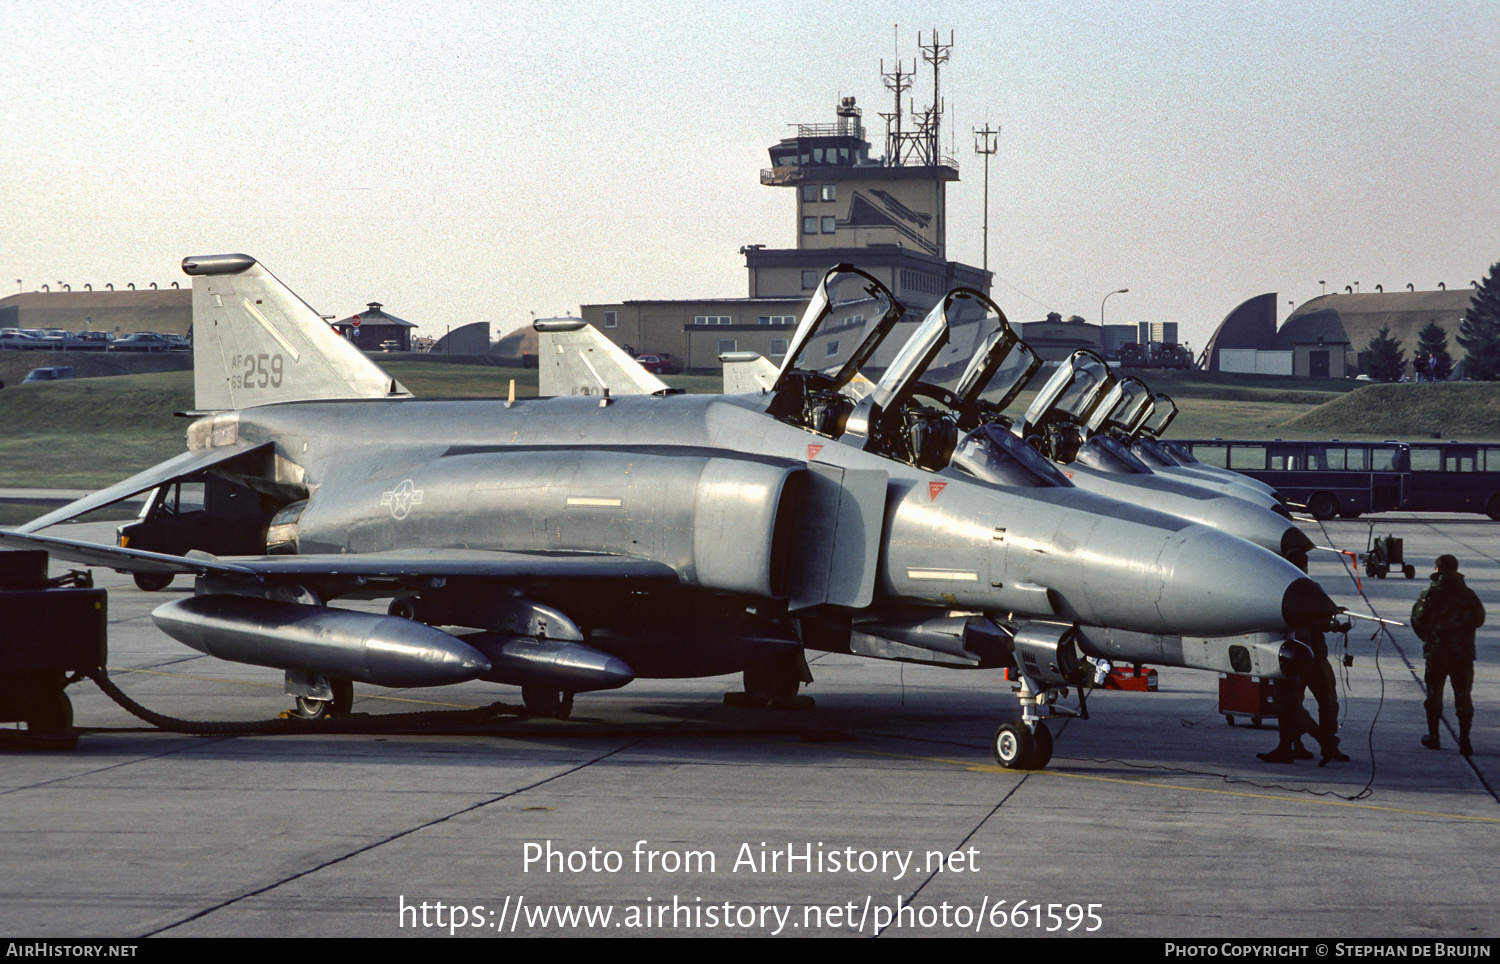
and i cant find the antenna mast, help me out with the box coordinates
[919,28,953,166]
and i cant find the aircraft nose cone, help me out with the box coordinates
[1281,577,1338,629]
[1280,526,1314,556]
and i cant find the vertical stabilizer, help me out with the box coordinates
[535,318,671,397]
[720,351,779,394]
[184,254,411,411]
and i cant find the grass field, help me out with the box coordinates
[2,362,1497,490]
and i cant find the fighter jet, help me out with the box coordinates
[0,256,1336,770]
[1125,392,1284,500]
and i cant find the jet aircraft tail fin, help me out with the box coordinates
[183,254,412,411]
[534,319,672,397]
[720,351,779,395]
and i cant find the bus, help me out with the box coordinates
[1174,440,1500,521]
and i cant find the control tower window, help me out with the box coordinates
[821,184,836,202]
[803,217,818,235]
[802,184,818,203]
[801,271,818,290]
[821,216,836,234]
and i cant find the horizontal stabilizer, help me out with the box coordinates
[535,318,671,398]
[16,442,273,533]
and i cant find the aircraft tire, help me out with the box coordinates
[742,661,800,703]
[133,572,174,592]
[1031,723,1054,769]
[522,687,573,719]
[291,678,353,720]
[992,722,1038,770]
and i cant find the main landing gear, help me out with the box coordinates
[725,651,815,710]
[286,673,353,720]
[522,687,574,719]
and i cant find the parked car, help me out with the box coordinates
[635,352,680,374]
[0,330,47,350]
[39,330,87,351]
[107,332,172,352]
[73,331,115,350]
[22,366,76,383]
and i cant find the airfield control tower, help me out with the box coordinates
[746,31,988,314]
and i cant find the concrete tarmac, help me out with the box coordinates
[2,516,1497,939]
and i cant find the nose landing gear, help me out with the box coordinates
[992,720,1054,770]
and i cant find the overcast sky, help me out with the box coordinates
[3,0,1496,350]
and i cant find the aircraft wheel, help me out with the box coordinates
[1308,493,1338,521]
[292,678,353,720]
[1031,723,1054,769]
[133,572,174,592]
[992,722,1040,770]
[522,687,573,719]
[743,659,800,702]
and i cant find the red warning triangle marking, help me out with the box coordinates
[807,444,824,459]
[929,481,947,501]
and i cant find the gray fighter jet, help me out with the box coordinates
[1125,392,1284,500]
[0,256,1336,770]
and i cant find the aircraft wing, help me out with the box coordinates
[16,441,275,533]
[0,527,681,585]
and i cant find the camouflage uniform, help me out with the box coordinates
[1411,562,1485,753]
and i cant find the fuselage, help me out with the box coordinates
[203,392,1330,641]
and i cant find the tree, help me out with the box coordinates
[1364,324,1406,382]
[1458,260,1500,380]
[1415,321,1454,381]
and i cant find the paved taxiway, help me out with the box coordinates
[2,516,1497,938]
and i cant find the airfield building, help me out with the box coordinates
[1205,288,1477,378]
[0,287,191,337]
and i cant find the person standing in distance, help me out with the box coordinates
[1411,554,1485,755]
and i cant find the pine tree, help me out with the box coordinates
[1458,261,1500,380]
[1364,325,1406,382]
[1415,321,1453,381]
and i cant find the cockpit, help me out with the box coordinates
[950,424,1073,488]
[767,270,1039,472]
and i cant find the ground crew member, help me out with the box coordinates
[1411,554,1485,755]
[1257,621,1350,765]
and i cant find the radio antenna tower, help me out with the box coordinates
[919,28,953,166]
[880,57,914,165]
